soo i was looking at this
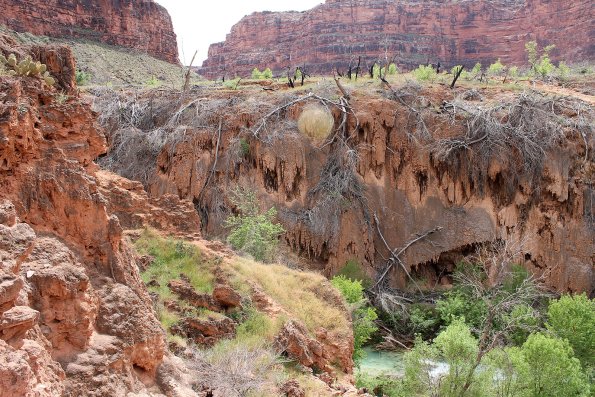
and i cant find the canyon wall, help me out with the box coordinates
[0,0,178,64]
[201,0,595,79]
[99,84,594,295]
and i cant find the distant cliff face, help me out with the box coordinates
[0,0,179,64]
[201,0,594,79]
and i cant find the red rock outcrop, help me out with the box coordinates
[201,0,594,79]
[0,0,178,64]
[275,320,354,374]
[0,41,197,395]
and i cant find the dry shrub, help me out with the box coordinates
[297,104,334,140]
[185,341,281,396]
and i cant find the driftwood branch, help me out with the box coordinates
[372,213,442,293]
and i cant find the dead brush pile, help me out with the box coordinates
[91,87,232,185]
[426,91,594,200]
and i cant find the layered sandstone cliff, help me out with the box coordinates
[0,0,178,64]
[201,0,594,79]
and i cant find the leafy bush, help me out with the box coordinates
[336,259,372,287]
[436,288,487,331]
[356,373,405,397]
[471,62,482,76]
[402,321,489,397]
[508,66,519,79]
[525,41,557,78]
[331,275,378,363]
[557,61,571,80]
[388,63,398,75]
[223,77,241,89]
[251,67,263,79]
[75,69,90,85]
[262,67,273,79]
[372,63,381,78]
[297,104,334,140]
[402,322,591,397]
[225,187,285,262]
[503,303,540,346]
[239,138,250,157]
[408,304,440,340]
[413,65,436,82]
[546,293,594,369]
[488,58,505,77]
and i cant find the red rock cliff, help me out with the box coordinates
[0,0,179,64]
[201,0,594,79]
[0,39,199,396]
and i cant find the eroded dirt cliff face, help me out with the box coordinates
[0,43,196,396]
[0,0,178,64]
[200,0,594,79]
[98,83,594,295]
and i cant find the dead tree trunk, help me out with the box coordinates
[450,65,465,89]
[183,50,198,94]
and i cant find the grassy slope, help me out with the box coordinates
[134,229,352,395]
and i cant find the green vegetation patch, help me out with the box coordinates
[136,228,214,296]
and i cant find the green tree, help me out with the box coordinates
[372,63,381,78]
[508,66,519,79]
[331,275,378,363]
[402,321,490,397]
[525,41,556,78]
[434,320,486,397]
[471,62,482,76]
[262,67,273,79]
[388,63,398,75]
[413,65,437,82]
[484,347,531,397]
[557,61,571,80]
[488,59,505,77]
[521,333,590,397]
[546,294,594,369]
[251,67,263,79]
[436,287,487,330]
[225,187,285,262]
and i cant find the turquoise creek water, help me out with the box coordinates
[357,347,406,377]
[358,347,450,379]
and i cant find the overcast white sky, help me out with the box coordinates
[156,0,324,66]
